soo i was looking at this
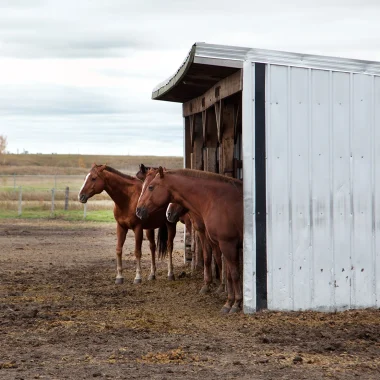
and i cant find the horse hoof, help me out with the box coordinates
[199,285,210,295]
[148,274,156,281]
[115,278,124,285]
[168,274,175,281]
[229,306,241,314]
[133,278,142,284]
[220,306,231,314]
[215,285,225,294]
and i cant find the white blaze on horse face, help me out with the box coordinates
[78,173,90,199]
[138,179,149,204]
[166,203,173,220]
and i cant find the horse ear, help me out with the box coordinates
[158,166,164,178]
[99,164,106,172]
[140,163,146,173]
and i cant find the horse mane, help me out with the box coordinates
[167,169,242,186]
[95,164,139,181]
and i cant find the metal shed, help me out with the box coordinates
[152,42,380,313]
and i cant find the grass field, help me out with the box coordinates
[0,153,183,221]
[0,153,183,175]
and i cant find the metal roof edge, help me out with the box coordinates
[245,48,380,75]
[152,43,380,101]
[152,44,196,100]
[151,42,248,100]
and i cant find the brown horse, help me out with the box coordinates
[78,164,177,284]
[166,202,225,294]
[137,164,193,233]
[136,167,243,313]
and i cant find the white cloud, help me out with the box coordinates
[0,0,380,155]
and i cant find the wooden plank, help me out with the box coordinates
[191,113,203,170]
[184,117,191,169]
[204,147,217,172]
[220,103,235,177]
[183,70,243,117]
[215,100,223,143]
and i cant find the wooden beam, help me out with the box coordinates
[219,103,235,177]
[184,117,191,169]
[214,100,223,143]
[189,114,195,148]
[183,70,242,117]
[202,107,218,149]
[233,103,242,143]
[191,113,203,171]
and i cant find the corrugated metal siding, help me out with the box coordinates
[266,64,380,311]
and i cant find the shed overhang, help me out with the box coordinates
[152,43,380,103]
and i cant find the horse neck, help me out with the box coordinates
[165,174,213,217]
[102,171,140,207]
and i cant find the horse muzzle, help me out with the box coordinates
[166,210,179,223]
[78,194,88,203]
[136,206,148,220]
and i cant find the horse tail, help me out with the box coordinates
[157,224,168,259]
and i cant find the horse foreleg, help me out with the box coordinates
[199,235,212,294]
[115,223,127,285]
[145,229,156,280]
[167,224,176,281]
[133,226,143,284]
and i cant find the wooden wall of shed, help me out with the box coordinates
[183,90,243,282]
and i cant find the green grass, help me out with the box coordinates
[0,208,115,222]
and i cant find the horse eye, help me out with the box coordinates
[91,177,96,181]
[148,185,153,191]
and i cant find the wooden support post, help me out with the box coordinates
[191,113,203,171]
[203,107,218,173]
[184,117,191,169]
[64,187,69,210]
[219,103,235,178]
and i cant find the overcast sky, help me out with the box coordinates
[1,0,380,156]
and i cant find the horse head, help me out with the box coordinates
[78,163,107,203]
[136,163,157,181]
[166,203,187,223]
[136,166,169,220]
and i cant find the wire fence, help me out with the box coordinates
[0,174,113,219]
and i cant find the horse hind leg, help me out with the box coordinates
[199,235,212,294]
[219,241,242,313]
[220,264,234,314]
[213,246,225,295]
[145,229,156,280]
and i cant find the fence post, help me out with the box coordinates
[64,187,69,210]
[54,174,57,189]
[13,173,16,190]
[18,186,22,216]
[51,188,55,216]
[83,203,87,219]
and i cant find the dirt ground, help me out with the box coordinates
[1,219,380,380]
